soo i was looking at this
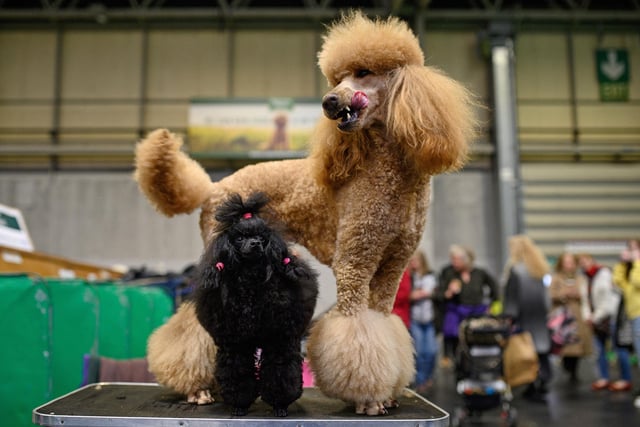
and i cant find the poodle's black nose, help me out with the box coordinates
[247,238,262,249]
[322,93,340,115]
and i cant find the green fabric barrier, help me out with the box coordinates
[46,279,99,398]
[149,287,173,332]
[0,276,175,427]
[0,274,52,427]
[94,284,131,359]
[126,286,173,357]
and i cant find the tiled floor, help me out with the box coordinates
[420,356,640,426]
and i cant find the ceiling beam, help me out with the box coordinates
[0,7,639,27]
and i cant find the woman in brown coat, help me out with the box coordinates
[549,252,593,382]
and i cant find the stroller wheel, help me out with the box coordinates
[500,406,517,427]
[451,406,467,427]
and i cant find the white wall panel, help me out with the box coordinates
[145,103,189,129]
[0,31,56,100]
[147,30,230,99]
[516,33,570,100]
[60,104,139,128]
[578,104,640,129]
[0,105,53,129]
[422,32,489,100]
[518,104,572,129]
[61,31,142,99]
[233,30,317,98]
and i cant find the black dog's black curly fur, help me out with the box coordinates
[194,192,318,417]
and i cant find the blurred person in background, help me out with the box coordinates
[612,239,640,407]
[549,252,592,382]
[502,235,552,402]
[435,244,498,369]
[578,253,632,393]
[392,269,413,330]
[408,250,438,393]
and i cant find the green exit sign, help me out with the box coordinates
[595,49,629,102]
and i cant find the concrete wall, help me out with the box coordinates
[0,168,498,312]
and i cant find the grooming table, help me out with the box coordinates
[33,382,449,426]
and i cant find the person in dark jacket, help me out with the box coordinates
[435,244,499,368]
[502,235,551,402]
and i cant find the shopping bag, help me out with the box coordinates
[547,306,579,354]
[615,299,634,350]
[503,331,539,387]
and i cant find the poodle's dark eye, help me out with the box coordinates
[355,69,372,78]
[236,236,244,243]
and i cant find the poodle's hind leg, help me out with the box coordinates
[186,389,214,405]
[306,308,415,415]
[146,302,217,405]
[215,345,259,416]
[259,342,304,417]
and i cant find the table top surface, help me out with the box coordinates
[33,382,449,427]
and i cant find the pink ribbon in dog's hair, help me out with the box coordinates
[215,258,290,271]
[243,212,252,219]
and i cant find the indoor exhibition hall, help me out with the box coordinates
[0,1,639,426]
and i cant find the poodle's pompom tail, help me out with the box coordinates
[388,65,479,175]
[134,129,214,217]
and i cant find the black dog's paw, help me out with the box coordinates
[273,407,289,417]
[231,406,249,416]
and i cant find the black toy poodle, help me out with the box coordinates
[194,192,319,417]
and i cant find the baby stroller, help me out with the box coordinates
[451,315,517,427]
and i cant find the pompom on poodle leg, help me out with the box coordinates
[306,308,415,415]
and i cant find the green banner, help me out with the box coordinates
[595,49,630,102]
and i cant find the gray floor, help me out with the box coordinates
[421,355,640,427]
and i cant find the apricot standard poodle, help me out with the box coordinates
[139,11,476,416]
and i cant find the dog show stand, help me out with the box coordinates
[33,382,449,427]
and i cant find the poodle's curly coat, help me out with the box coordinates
[139,11,476,415]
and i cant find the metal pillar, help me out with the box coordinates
[490,23,523,269]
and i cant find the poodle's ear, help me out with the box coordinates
[265,232,289,266]
[196,236,230,289]
[387,65,479,175]
[197,262,221,290]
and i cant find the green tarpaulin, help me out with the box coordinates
[0,274,174,427]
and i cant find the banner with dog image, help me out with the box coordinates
[188,98,322,155]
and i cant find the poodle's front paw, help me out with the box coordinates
[383,398,399,409]
[186,389,214,405]
[231,406,249,416]
[355,401,388,416]
[273,407,289,417]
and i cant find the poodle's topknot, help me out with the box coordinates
[318,10,424,87]
[214,192,269,230]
